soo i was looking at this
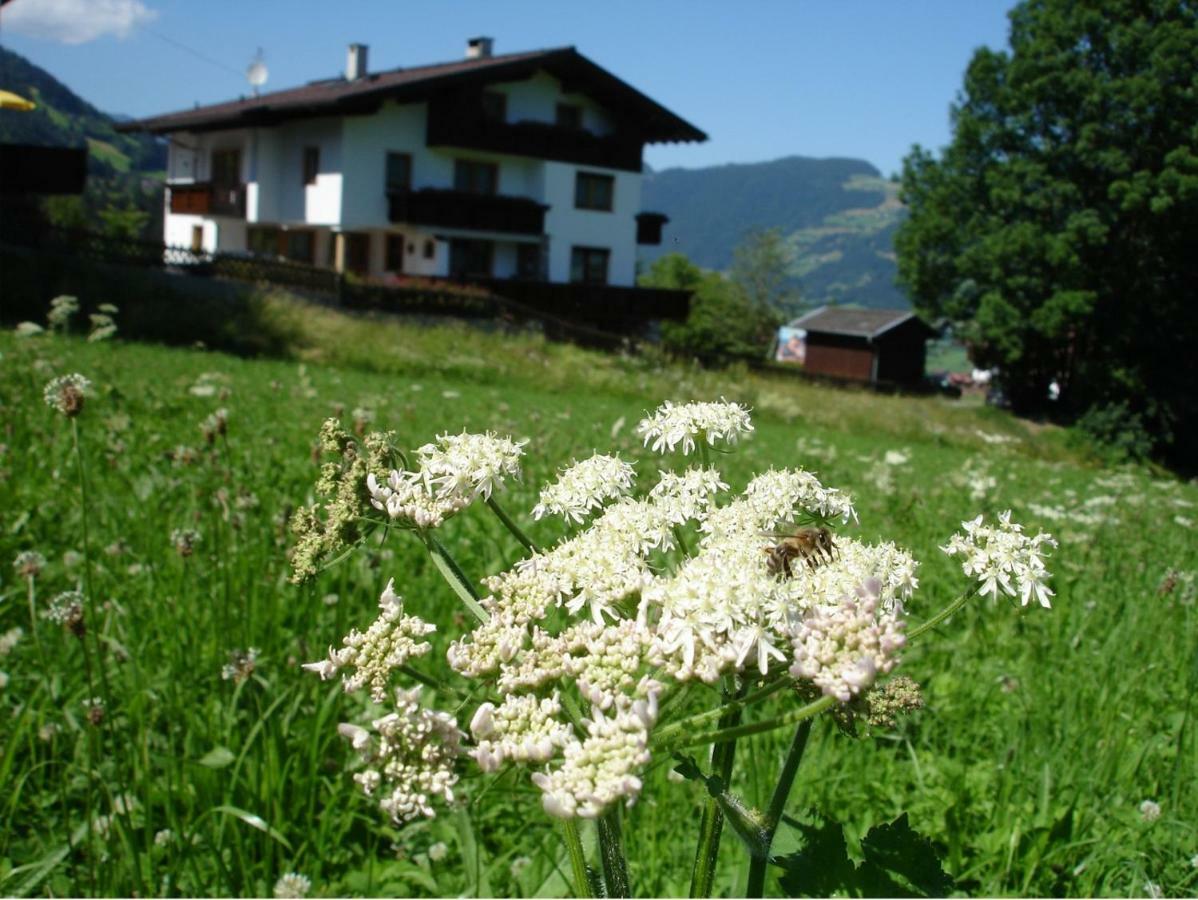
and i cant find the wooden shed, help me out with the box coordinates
[781,306,938,386]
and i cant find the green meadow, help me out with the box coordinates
[1,316,1195,898]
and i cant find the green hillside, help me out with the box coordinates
[642,157,909,311]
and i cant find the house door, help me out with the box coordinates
[190,225,204,253]
[345,233,370,276]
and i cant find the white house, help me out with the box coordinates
[119,39,704,289]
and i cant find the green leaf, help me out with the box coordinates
[775,817,856,898]
[197,746,235,768]
[209,804,292,850]
[860,813,955,897]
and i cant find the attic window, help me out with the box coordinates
[556,103,583,130]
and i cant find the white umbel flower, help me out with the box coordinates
[273,872,311,899]
[43,373,91,417]
[637,399,754,455]
[941,511,1057,607]
[532,453,636,522]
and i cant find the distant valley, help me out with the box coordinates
[642,156,908,313]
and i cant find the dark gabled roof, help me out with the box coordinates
[788,306,936,340]
[116,46,706,144]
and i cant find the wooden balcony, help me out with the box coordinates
[426,98,643,172]
[387,187,547,235]
[168,182,246,218]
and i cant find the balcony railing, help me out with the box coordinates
[387,188,547,235]
[168,182,246,218]
[426,100,643,172]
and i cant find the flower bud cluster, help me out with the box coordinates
[941,511,1057,607]
[532,453,635,522]
[470,691,574,771]
[338,687,463,825]
[43,373,91,417]
[788,578,906,701]
[368,431,526,528]
[304,579,435,701]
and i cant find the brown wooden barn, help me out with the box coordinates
[779,306,938,386]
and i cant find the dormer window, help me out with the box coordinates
[481,91,506,122]
[556,103,583,130]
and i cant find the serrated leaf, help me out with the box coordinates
[774,817,856,897]
[197,746,235,768]
[860,813,955,897]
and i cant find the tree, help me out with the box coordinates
[895,0,1198,462]
[642,253,781,364]
[729,226,802,315]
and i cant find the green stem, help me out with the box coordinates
[653,675,790,748]
[908,584,980,640]
[485,495,538,554]
[746,720,815,897]
[597,809,631,898]
[423,531,489,623]
[561,818,592,898]
[689,682,744,898]
[670,695,835,752]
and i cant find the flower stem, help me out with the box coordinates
[561,818,592,898]
[597,808,631,898]
[908,584,981,640]
[669,695,835,752]
[423,531,489,623]
[653,675,790,748]
[746,719,815,897]
[485,495,538,554]
[689,683,745,897]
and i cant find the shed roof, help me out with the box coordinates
[116,46,706,144]
[787,306,934,340]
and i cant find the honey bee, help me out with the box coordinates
[763,526,838,577]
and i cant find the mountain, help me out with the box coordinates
[642,156,909,312]
[0,46,165,175]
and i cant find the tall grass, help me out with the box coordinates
[0,329,1194,897]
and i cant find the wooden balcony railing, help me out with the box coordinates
[168,182,246,218]
[387,188,547,235]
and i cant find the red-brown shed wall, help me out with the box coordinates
[804,341,874,381]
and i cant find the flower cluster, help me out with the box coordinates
[44,591,85,632]
[941,511,1057,607]
[368,431,526,528]
[47,294,79,330]
[88,304,119,342]
[637,399,754,455]
[13,550,47,579]
[43,374,91,418]
[171,528,201,558]
[221,647,260,683]
[273,872,311,899]
[338,687,463,825]
[303,579,435,701]
[532,453,636,522]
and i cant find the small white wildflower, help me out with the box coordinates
[1190,853,1198,869]
[43,373,91,417]
[171,528,201,558]
[0,627,22,658]
[0,671,8,690]
[427,841,448,862]
[273,872,311,899]
[15,321,45,337]
[1144,881,1162,899]
[637,399,754,456]
[883,449,910,466]
[14,550,47,578]
[532,453,636,522]
[221,647,260,683]
[941,512,1057,607]
[44,591,85,630]
[154,829,174,847]
[1139,799,1161,822]
[47,295,79,328]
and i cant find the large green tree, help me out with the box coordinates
[895,0,1198,460]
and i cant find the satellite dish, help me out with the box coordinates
[246,49,268,94]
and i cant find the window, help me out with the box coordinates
[556,103,582,130]
[302,146,320,186]
[285,230,314,264]
[570,246,609,285]
[385,233,405,272]
[211,148,240,186]
[454,159,498,195]
[449,239,493,278]
[423,238,436,260]
[247,225,281,257]
[481,91,506,122]
[574,172,614,211]
[516,243,541,279]
[385,152,411,192]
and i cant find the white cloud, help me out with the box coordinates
[3,0,157,45]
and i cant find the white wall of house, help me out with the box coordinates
[341,101,426,228]
[542,162,640,286]
[493,71,614,135]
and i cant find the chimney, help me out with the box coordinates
[465,37,493,60]
[346,43,368,80]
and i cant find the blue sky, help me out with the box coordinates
[0,0,1016,177]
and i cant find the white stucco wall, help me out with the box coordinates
[341,101,427,228]
[542,162,640,286]
[494,71,614,135]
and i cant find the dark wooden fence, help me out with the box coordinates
[0,224,689,350]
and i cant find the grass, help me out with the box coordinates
[1,320,1195,898]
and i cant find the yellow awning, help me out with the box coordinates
[0,90,37,111]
